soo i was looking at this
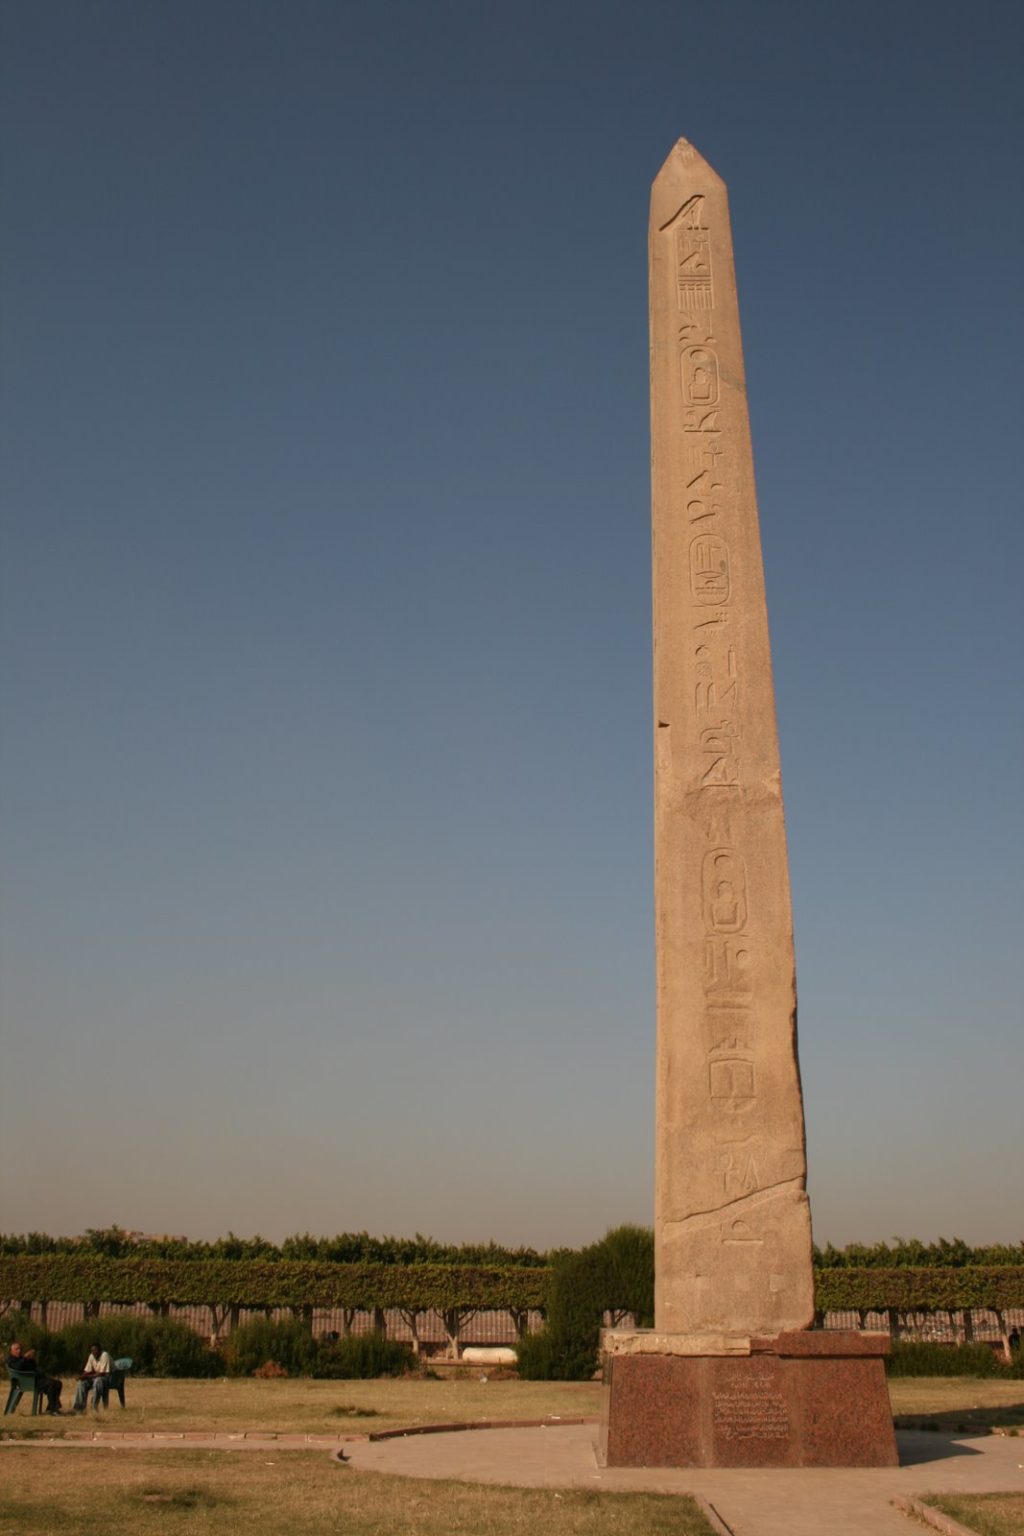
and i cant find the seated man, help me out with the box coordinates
[5,1340,63,1414]
[73,1342,113,1411]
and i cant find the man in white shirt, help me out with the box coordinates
[72,1343,112,1411]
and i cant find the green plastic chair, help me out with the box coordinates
[4,1367,45,1415]
[95,1357,133,1408]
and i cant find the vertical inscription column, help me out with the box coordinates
[650,141,814,1336]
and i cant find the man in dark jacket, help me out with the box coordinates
[5,1340,63,1413]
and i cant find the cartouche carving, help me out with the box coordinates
[681,346,719,406]
[689,534,731,604]
[703,848,748,932]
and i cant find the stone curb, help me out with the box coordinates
[368,1416,597,1442]
[1,1431,361,1449]
[891,1495,983,1536]
[693,1495,736,1536]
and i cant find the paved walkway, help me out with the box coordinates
[5,1423,1023,1534]
[346,1424,1024,1536]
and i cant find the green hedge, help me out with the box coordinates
[813,1267,1024,1312]
[2,1255,1021,1321]
[0,1257,547,1312]
[886,1341,1013,1378]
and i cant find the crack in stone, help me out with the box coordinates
[664,1178,806,1232]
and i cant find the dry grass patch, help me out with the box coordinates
[887,1378,1024,1433]
[924,1493,1024,1536]
[0,1448,715,1536]
[0,1376,602,1438]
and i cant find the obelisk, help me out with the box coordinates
[599,140,897,1469]
[649,140,814,1337]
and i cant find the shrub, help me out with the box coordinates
[513,1327,557,1381]
[222,1318,318,1378]
[0,1315,221,1378]
[252,1361,289,1379]
[137,1318,223,1377]
[312,1333,412,1379]
[536,1226,655,1381]
[601,1224,655,1327]
[543,1248,612,1380]
[51,1317,222,1378]
[886,1341,1008,1378]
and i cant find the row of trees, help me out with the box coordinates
[814,1238,1024,1269]
[0,1228,545,1267]
[3,1228,1020,1268]
[3,1227,1023,1373]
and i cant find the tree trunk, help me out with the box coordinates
[209,1304,231,1345]
[995,1310,1012,1365]
[399,1309,421,1355]
[442,1308,478,1360]
[510,1309,530,1342]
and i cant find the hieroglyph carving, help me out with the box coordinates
[672,196,714,312]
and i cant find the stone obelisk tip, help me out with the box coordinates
[650,139,725,229]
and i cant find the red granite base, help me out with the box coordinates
[598,1332,897,1468]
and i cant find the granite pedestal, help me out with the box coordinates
[598,1331,897,1468]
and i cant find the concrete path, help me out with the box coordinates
[346,1424,1024,1536]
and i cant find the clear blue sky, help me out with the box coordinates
[2,0,1021,1251]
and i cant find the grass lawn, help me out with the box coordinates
[2,1374,1022,1441]
[924,1493,1024,1536]
[886,1378,1024,1432]
[0,1376,604,1438]
[0,1448,716,1536]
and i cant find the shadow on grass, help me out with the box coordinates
[893,1400,1024,1436]
[135,1484,233,1510]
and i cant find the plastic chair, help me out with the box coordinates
[96,1358,133,1408]
[4,1368,45,1415]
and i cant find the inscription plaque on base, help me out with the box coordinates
[598,1333,898,1469]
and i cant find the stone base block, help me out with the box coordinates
[598,1331,897,1468]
